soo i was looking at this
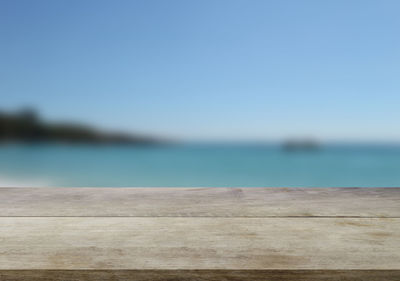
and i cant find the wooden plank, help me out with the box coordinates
[1,187,399,217]
[0,217,399,270]
[1,270,400,281]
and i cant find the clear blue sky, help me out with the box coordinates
[1,0,399,141]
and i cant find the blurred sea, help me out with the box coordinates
[0,143,400,187]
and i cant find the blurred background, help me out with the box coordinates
[1,0,400,187]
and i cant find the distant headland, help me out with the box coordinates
[0,109,160,145]
[282,139,320,152]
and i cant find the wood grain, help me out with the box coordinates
[1,270,400,281]
[1,217,399,270]
[1,187,399,217]
[1,187,399,280]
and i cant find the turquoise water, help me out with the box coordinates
[0,144,400,187]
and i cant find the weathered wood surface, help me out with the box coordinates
[1,217,399,270]
[1,187,399,217]
[1,270,400,281]
[0,188,399,280]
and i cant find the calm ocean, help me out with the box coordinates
[0,143,399,187]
